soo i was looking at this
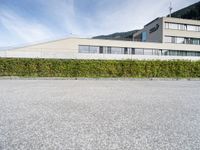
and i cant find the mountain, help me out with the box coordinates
[171,1,200,20]
[93,30,139,41]
[93,1,200,40]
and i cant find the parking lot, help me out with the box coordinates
[0,79,200,150]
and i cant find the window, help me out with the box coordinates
[171,37,176,43]
[164,36,172,43]
[107,47,111,54]
[187,25,196,31]
[144,49,153,55]
[90,46,99,53]
[165,22,169,29]
[131,48,135,54]
[191,39,200,45]
[196,52,200,56]
[124,48,128,54]
[164,36,200,45]
[79,45,90,53]
[152,50,162,55]
[99,46,103,54]
[168,23,179,30]
[111,47,122,54]
[79,45,200,57]
[176,37,185,44]
[178,51,187,56]
[79,45,99,53]
[135,49,144,55]
[165,22,200,32]
[162,50,170,56]
[142,32,147,42]
[179,24,187,30]
[197,26,200,32]
[187,52,196,56]
[169,51,178,56]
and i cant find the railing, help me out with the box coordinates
[0,49,200,61]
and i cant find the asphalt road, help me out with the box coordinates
[0,80,200,150]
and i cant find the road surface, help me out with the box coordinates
[0,79,200,150]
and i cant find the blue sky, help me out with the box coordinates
[0,0,199,47]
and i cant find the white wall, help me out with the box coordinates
[1,38,200,61]
[1,50,200,61]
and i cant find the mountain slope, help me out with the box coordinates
[93,30,139,41]
[93,1,200,40]
[171,1,200,20]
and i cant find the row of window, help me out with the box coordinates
[164,36,200,45]
[165,22,200,32]
[79,45,200,57]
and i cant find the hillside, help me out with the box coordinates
[171,1,200,20]
[93,30,138,41]
[93,1,200,40]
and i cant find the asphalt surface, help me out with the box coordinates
[0,80,200,150]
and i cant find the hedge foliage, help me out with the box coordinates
[0,58,200,78]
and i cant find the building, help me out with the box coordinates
[1,17,200,60]
[133,17,200,44]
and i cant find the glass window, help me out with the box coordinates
[135,49,144,55]
[162,50,170,56]
[142,32,147,42]
[177,51,182,56]
[124,48,128,54]
[169,23,179,30]
[99,46,103,54]
[111,47,122,54]
[144,49,153,55]
[79,45,90,53]
[176,37,185,44]
[197,26,200,32]
[187,25,196,31]
[89,46,99,53]
[165,22,200,32]
[179,51,187,56]
[165,23,169,29]
[191,39,200,45]
[131,48,135,55]
[164,36,172,43]
[169,50,177,56]
[152,50,161,56]
[196,52,200,56]
[187,52,196,56]
[171,37,176,43]
[107,47,111,54]
[180,24,187,30]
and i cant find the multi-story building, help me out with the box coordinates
[1,17,200,60]
[133,17,200,45]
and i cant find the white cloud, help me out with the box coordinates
[0,9,55,46]
[38,0,82,36]
[0,0,199,47]
[73,0,199,36]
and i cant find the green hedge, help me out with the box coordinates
[0,58,200,78]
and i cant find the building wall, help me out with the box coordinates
[3,37,200,52]
[1,51,200,61]
[163,17,200,26]
[133,18,163,43]
[134,17,200,44]
[163,17,200,41]
[164,29,200,38]
[143,18,163,43]
[10,38,79,53]
[1,38,200,60]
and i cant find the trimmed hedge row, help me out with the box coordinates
[0,58,200,78]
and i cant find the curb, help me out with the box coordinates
[0,77,200,81]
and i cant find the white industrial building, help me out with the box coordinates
[0,17,200,60]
